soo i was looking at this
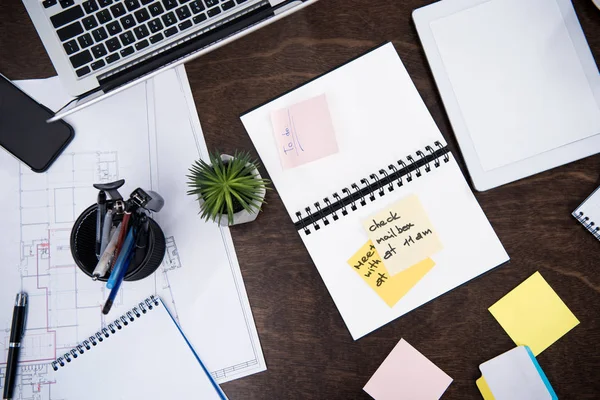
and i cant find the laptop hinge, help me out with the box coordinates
[98,2,280,93]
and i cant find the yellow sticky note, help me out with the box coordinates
[489,272,580,356]
[363,194,443,275]
[476,377,495,400]
[347,240,435,307]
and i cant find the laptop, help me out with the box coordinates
[22,0,317,121]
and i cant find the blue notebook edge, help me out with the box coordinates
[159,297,228,400]
[524,346,558,400]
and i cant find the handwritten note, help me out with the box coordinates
[363,194,443,276]
[270,94,339,169]
[363,339,453,400]
[488,271,580,356]
[347,240,435,307]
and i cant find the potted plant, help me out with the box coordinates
[186,151,270,226]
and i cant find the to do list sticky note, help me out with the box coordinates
[489,271,580,356]
[347,240,435,307]
[363,195,443,276]
[270,94,339,169]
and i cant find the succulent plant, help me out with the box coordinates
[187,152,269,224]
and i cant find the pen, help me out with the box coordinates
[102,253,133,315]
[95,190,107,259]
[106,228,135,290]
[133,214,149,268]
[113,212,131,263]
[99,209,113,256]
[92,223,122,280]
[3,293,28,400]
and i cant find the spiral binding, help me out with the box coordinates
[51,296,160,371]
[294,142,451,235]
[573,211,600,240]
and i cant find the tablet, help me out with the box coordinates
[413,0,600,191]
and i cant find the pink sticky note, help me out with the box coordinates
[364,339,453,400]
[270,94,339,169]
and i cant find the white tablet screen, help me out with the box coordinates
[430,0,600,172]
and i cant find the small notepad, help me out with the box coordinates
[573,185,600,240]
[363,339,452,400]
[478,346,557,400]
[47,297,227,399]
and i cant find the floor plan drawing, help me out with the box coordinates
[1,68,266,399]
[1,151,182,399]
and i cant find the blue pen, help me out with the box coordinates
[102,253,133,315]
[106,228,135,290]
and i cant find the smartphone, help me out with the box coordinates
[0,74,74,172]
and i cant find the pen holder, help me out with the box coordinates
[70,204,166,282]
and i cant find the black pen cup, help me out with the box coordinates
[70,204,166,282]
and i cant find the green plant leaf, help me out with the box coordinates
[186,151,270,224]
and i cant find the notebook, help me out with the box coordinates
[240,42,509,340]
[573,185,600,240]
[413,0,600,191]
[477,346,557,400]
[46,296,227,399]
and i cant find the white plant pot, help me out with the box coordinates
[197,154,266,227]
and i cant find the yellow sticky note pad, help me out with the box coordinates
[489,272,580,356]
[347,240,435,307]
[363,194,443,276]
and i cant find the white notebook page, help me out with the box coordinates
[242,43,444,216]
[241,43,509,339]
[49,298,225,400]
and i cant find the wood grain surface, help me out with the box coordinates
[1,1,600,398]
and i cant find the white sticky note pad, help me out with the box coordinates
[480,346,557,400]
[430,0,600,172]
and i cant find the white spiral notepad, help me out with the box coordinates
[573,186,600,240]
[241,42,509,340]
[47,296,227,400]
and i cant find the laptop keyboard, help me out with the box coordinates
[44,0,249,78]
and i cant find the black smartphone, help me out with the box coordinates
[0,74,74,172]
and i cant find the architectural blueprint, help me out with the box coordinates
[0,67,265,399]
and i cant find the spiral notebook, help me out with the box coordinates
[47,296,227,399]
[573,185,600,240]
[241,42,509,340]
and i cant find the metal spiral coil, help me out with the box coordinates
[293,142,451,235]
[323,197,338,221]
[378,169,395,192]
[435,141,450,162]
[51,296,159,371]
[574,211,600,240]
[369,173,385,197]
[350,184,362,207]
[388,164,402,187]
[334,192,348,216]
[314,202,329,226]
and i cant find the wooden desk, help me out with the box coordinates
[1,0,599,398]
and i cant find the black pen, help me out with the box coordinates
[3,293,27,400]
[96,190,107,259]
[133,213,149,267]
